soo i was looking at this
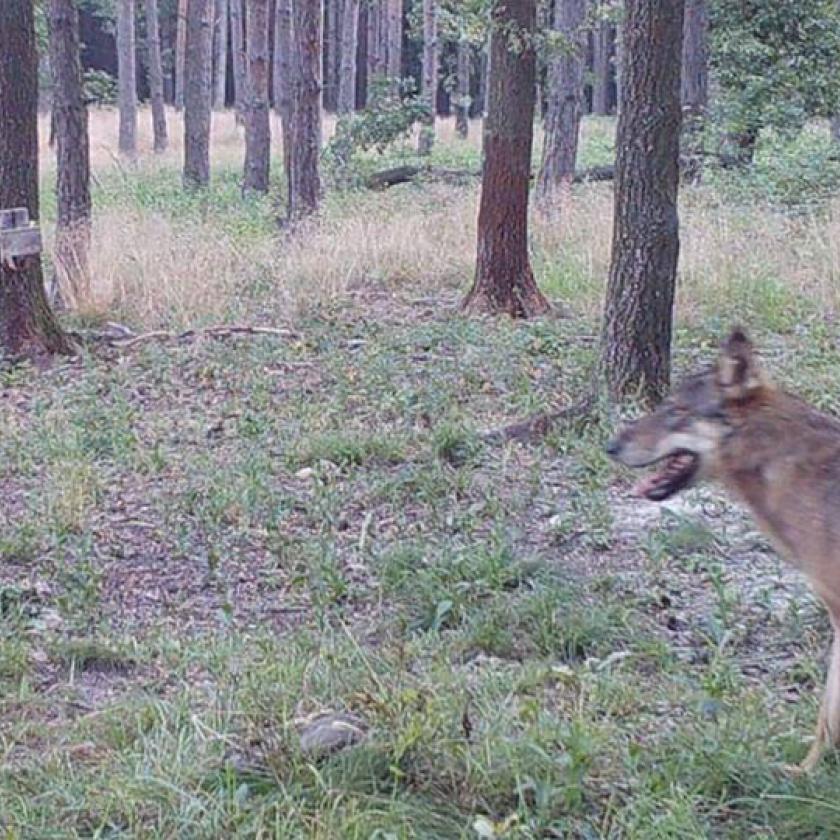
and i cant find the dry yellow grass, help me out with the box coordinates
[36,106,840,330]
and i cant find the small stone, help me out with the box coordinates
[295,467,315,480]
[298,712,366,758]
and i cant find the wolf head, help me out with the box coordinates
[606,328,768,501]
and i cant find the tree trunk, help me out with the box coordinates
[0,0,73,357]
[461,0,549,318]
[337,0,359,115]
[386,0,401,80]
[323,0,341,112]
[601,0,684,405]
[145,0,169,151]
[243,0,271,192]
[535,0,587,214]
[213,0,229,108]
[591,20,610,115]
[48,0,92,310]
[288,0,321,222]
[117,0,138,156]
[275,0,293,174]
[475,38,489,117]
[184,0,213,188]
[230,0,247,121]
[417,0,437,154]
[175,0,188,108]
[680,0,707,181]
[366,0,385,92]
[455,35,470,138]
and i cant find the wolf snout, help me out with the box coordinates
[605,437,622,458]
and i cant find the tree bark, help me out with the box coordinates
[145,0,169,151]
[461,0,549,318]
[591,20,610,115]
[184,0,213,188]
[475,38,489,117]
[0,0,73,357]
[117,0,138,156]
[323,0,341,112]
[243,0,271,192]
[386,0,401,80]
[455,35,470,138]
[287,0,322,222]
[337,0,359,115]
[275,0,293,174]
[601,0,684,405]
[366,0,385,92]
[175,0,188,108]
[213,0,229,108]
[535,0,587,214]
[48,0,92,310]
[417,0,437,154]
[230,0,248,121]
[680,0,707,181]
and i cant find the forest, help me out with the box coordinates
[4,0,840,836]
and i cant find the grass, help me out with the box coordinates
[2,107,840,836]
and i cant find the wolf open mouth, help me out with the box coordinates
[632,451,699,502]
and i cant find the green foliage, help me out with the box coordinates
[711,0,840,139]
[83,69,118,106]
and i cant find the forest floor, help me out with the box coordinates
[3,111,840,837]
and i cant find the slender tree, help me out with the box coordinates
[0,0,73,356]
[680,0,708,179]
[475,37,489,117]
[386,0,401,79]
[455,34,470,138]
[462,0,549,317]
[175,0,188,108]
[287,0,321,221]
[337,0,359,115]
[366,0,385,89]
[324,0,341,111]
[230,0,248,121]
[213,0,230,108]
[418,0,437,154]
[535,0,587,213]
[48,0,92,309]
[184,0,213,187]
[243,0,271,192]
[117,0,138,155]
[601,0,684,404]
[275,0,293,173]
[145,0,169,151]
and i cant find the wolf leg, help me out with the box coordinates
[797,623,840,773]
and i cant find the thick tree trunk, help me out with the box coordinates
[288,0,322,222]
[48,0,92,310]
[455,35,470,138]
[117,0,138,155]
[275,0,293,175]
[213,0,229,108]
[175,0,188,108]
[386,0,401,80]
[601,0,684,405]
[418,0,437,154]
[591,20,610,116]
[461,0,549,318]
[184,0,213,188]
[145,0,169,151]
[0,0,73,357]
[680,0,707,181]
[337,0,359,115]
[243,0,271,192]
[535,0,587,214]
[230,0,248,121]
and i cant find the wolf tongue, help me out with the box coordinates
[633,472,663,498]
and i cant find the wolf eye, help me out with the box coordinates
[665,406,686,430]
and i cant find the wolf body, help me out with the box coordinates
[607,329,840,773]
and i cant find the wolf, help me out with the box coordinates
[606,328,840,773]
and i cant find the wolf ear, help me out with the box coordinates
[717,327,765,398]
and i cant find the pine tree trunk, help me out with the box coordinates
[0,0,73,357]
[243,0,270,192]
[213,0,229,108]
[175,0,188,108]
[535,0,586,214]
[275,0,293,175]
[680,0,707,181]
[455,35,470,138]
[288,0,321,222]
[117,0,138,155]
[337,0,359,115]
[184,0,213,188]
[48,0,92,310]
[601,0,684,405]
[417,0,436,154]
[324,0,341,112]
[475,38,489,117]
[145,0,169,151]
[591,20,610,116]
[366,0,385,92]
[230,0,248,121]
[461,0,549,318]
[386,0,401,80]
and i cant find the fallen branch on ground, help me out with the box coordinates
[483,393,597,445]
[77,323,301,350]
